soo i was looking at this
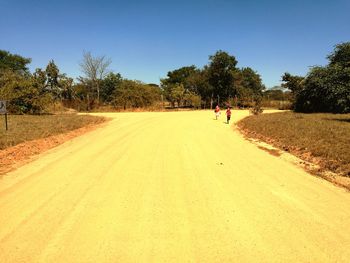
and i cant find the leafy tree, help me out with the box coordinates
[100,72,122,103]
[327,42,350,67]
[281,72,304,96]
[292,42,350,113]
[0,50,31,74]
[46,60,60,99]
[237,67,265,106]
[0,70,52,114]
[60,75,75,102]
[240,67,264,95]
[295,65,350,113]
[163,65,197,86]
[207,50,239,105]
[170,84,186,107]
[185,68,211,107]
[113,80,160,109]
[161,66,199,107]
[184,91,201,108]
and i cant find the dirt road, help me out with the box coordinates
[1,110,350,262]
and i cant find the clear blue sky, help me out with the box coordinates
[1,0,349,88]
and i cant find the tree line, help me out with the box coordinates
[0,49,266,114]
[161,50,265,109]
[1,42,349,114]
[282,42,350,113]
[0,51,162,114]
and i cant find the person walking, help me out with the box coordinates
[226,106,232,124]
[214,105,220,120]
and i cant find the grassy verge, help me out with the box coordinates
[238,112,350,177]
[0,114,106,150]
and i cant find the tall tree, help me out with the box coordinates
[0,50,31,74]
[281,73,304,96]
[207,50,239,106]
[240,67,265,95]
[283,42,350,113]
[79,51,111,104]
[100,72,122,103]
[163,65,197,85]
[327,42,350,67]
[45,60,61,100]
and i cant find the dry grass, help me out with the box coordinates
[0,114,106,150]
[238,112,350,176]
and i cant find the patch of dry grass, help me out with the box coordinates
[0,114,106,150]
[238,112,350,176]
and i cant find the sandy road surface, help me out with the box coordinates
[1,110,350,262]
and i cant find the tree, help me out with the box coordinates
[185,69,211,108]
[0,50,31,74]
[291,42,350,113]
[240,67,264,95]
[60,75,75,104]
[100,72,122,103]
[327,42,350,67]
[46,60,61,100]
[170,84,186,107]
[113,80,160,109]
[0,69,52,114]
[79,51,111,104]
[163,65,197,86]
[295,65,350,113]
[207,50,239,106]
[161,66,199,107]
[281,73,304,95]
[184,91,201,108]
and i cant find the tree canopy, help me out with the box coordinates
[0,50,31,74]
[161,50,265,108]
[282,41,350,113]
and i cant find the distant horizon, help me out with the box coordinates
[1,0,349,88]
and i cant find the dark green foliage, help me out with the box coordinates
[100,72,122,103]
[328,42,350,67]
[207,50,239,101]
[281,73,304,96]
[161,66,201,107]
[0,51,73,114]
[285,42,350,113]
[0,50,31,74]
[295,65,350,113]
[45,60,60,99]
[161,51,265,108]
[113,80,161,109]
[1,49,267,112]
[163,65,197,86]
[0,70,52,114]
[237,67,265,107]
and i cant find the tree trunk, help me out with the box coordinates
[87,94,90,111]
[96,81,100,106]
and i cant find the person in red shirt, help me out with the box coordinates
[226,107,232,124]
[214,105,220,120]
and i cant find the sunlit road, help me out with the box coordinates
[1,110,350,262]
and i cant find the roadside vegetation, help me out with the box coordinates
[0,114,106,150]
[0,49,266,113]
[281,42,350,113]
[238,112,350,177]
[1,42,348,114]
[238,42,350,178]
